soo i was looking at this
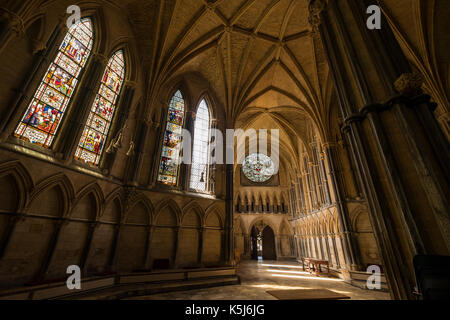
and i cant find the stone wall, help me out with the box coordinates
[0,155,225,288]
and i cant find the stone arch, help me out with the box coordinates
[149,200,181,269]
[181,201,203,227]
[177,201,203,268]
[116,195,152,272]
[0,160,33,213]
[101,188,123,223]
[27,174,75,218]
[154,200,181,227]
[204,209,223,229]
[125,195,153,225]
[70,182,104,221]
[201,205,224,266]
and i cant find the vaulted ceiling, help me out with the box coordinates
[119,0,331,170]
[7,0,448,171]
[116,0,332,171]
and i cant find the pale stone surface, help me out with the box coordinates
[136,260,390,300]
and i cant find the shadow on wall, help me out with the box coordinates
[0,162,225,289]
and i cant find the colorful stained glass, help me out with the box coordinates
[14,18,94,147]
[157,90,185,186]
[190,99,210,192]
[75,50,125,166]
[242,153,275,183]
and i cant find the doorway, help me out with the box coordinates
[250,222,277,261]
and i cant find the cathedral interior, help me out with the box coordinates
[0,0,449,301]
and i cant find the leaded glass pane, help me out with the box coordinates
[242,153,275,183]
[157,90,185,186]
[75,50,125,166]
[15,18,94,148]
[190,99,210,192]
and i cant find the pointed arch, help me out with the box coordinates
[0,161,34,212]
[75,49,126,165]
[154,199,181,226]
[102,187,124,223]
[125,194,154,225]
[27,174,75,217]
[70,182,105,220]
[189,97,211,192]
[14,18,94,147]
[181,201,203,227]
[157,89,186,186]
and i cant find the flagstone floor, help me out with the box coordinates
[130,260,391,300]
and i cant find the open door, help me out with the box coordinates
[262,226,276,260]
[250,226,259,260]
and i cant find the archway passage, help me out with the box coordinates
[250,224,277,261]
[250,226,259,260]
[262,226,276,260]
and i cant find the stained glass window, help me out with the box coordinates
[74,50,125,166]
[157,90,185,186]
[242,153,275,183]
[189,99,210,192]
[14,18,94,148]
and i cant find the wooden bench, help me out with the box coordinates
[301,257,330,276]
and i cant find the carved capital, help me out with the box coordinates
[31,39,46,55]
[0,7,24,37]
[308,0,327,32]
[124,80,137,89]
[91,53,108,65]
[322,141,337,150]
[394,72,424,97]
[186,110,196,120]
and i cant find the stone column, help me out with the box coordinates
[313,0,450,298]
[0,22,64,137]
[197,227,204,264]
[108,224,121,272]
[143,225,153,269]
[0,7,24,54]
[103,81,137,174]
[324,142,362,271]
[79,222,99,274]
[0,214,22,259]
[224,163,234,264]
[173,226,180,267]
[181,111,196,190]
[37,219,66,280]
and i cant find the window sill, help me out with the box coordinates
[0,140,117,183]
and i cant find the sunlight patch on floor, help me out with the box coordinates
[270,273,345,281]
[260,263,304,269]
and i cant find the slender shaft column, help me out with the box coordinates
[324,143,362,271]
[79,222,98,273]
[197,227,204,264]
[312,0,450,299]
[108,224,121,271]
[224,163,234,264]
[0,7,24,54]
[181,111,195,190]
[37,219,66,280]
[143,226,153,269]
[0,23,63,137]
[104,82,137,174]
[173,226,180,267]
[0,214,21,259]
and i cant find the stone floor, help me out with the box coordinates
[130,260,391,300]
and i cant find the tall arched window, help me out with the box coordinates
[157,90,185,186]
[14,18,94,148]
[74,50,125,166]
[190,99,211,192]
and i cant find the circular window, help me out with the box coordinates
[242,153,275,183]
